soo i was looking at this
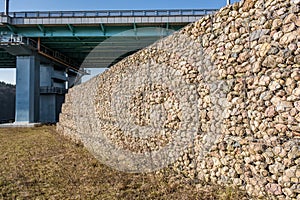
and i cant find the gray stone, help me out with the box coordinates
[250,29,270,42]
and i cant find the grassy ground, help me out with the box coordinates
[0,126,248,199]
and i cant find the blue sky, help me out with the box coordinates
[0,0,240,84]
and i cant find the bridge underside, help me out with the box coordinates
[0,9,218,69]
[0,24,184,69]
[0,9,215,123]
[0,50,15,68]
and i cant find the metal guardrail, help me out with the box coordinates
[0,34,84,73]
[0,34,76,66]
[40,86,67,94]
[0,9,217,18]
[0,34,36,47]
[39,42,79,67]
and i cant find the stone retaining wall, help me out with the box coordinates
[57,0,300,199]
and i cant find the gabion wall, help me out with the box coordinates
[57,0,300,199]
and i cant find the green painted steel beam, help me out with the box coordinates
[100,24,106,35]
[42,41,159,46]
[6,24,17,34]
[0,25,183,37]
[133,23,137,33]
[41,36,158,43]
[37,24,46,35]
[67,24,75,35]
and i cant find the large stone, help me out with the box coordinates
[242,0,255,11]
[265,106,276,118]
[232,45,244,53]
[295,101,300,111]
[262,55,277,68]
[259,43,271,57]
[284,13,297,24]
[275,124,288,132]
[229,32,240,41]
[259,75,271,86]
[252,61,261,73]
[266,183,282,195]
[296,18,300,27]
[293,88,300,96]
[283,23,296,33]
[279,31,297,45]
[269,81,281,91]
[272,31,283,41]
[250,29,270,42]
[272,19,283,30]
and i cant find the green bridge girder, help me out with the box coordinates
[0,24,183,37]
[0,25,184,68]
[0,9,217,69]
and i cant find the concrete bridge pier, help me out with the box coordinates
[15,56,68,124]
[15,55,40,123]
[39,64,67,123]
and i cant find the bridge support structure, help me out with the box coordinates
[39,64,67,123]
[0,34,80,124]
[15,60,69,124]
[15,55,40,123]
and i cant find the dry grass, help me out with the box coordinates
[0,126,248,199]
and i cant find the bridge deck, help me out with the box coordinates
[0,9,216,25]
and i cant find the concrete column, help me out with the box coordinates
[40,64,53,87]
[39,64,67,123]
[40,64,55,123]
[40,95,56,123]
[15,56,40,123]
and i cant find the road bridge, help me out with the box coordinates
[0,8,217,124]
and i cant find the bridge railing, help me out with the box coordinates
[40,86,67,94]
[0,33,85,73]
[0,9,217,18]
